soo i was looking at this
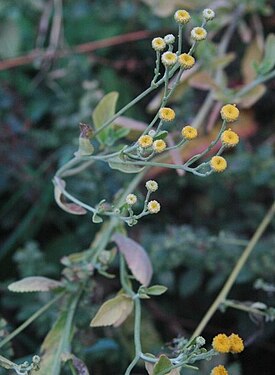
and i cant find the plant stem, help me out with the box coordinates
[236,69,275,98]
[191,200,275,339]
[124,297,142,375]
[0,292,65,349]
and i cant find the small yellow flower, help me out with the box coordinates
[153,139,166,153]
[191,27,207,41]
[203,8,215,21]
[181,125,198,140]
[152,37,166,51]
[212,334,231,353]
[159,107,176,122]
[138,135,153,148]
[221,128,239,147]
[229,334,244,353]
[145,180,158,192]
[220,104,240,122]
[211,365,228,375]
[174,10,191,24]
[147,200,161,214]
[178,53,195,70]
[161,51,177,67]
[126,194,137,205]
[210,156,227,173]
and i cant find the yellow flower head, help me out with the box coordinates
[210,156,227,173]
[212,334,231,353]
[211,365,228,375]
[159,107,176,122]
[147,200,161,214]
[203,8,215,21]
[229,333,244,353]
[161,51,177,67]
[153,139,166,153]
[221,128,239,147]
[178,53,195,70]
[191,27,207,41]
[152,37,166,51]
[181,125,198,140]
[220,104,239,122]
[145,180,158,192]
[138,135,153,148]
[174,10,191,24]
[126,194,137,205]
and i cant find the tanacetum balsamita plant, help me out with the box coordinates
[1,5,275,375]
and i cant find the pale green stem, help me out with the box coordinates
[223,300,270,317]
[236,69,275,98]
[119,254,135,297]
[177,25,183,54]
[191,200,275,339]
[0,292,65,349]
[124,297,142,375]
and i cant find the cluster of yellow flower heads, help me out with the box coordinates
[212,333,244,353]
[210,333,244,375]
[126,181,160,215]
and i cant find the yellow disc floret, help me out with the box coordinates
[181,125,198,140]
[212,334,231,353]
[210,156,227,173]
[152,37,166,51]
[220,104,239,122]
[178,53,195,70]
[191,27,207,41]
[229,334,244,353]
[147,200,161,214]
[159,107,176,122]
[161,51,177,67]
[138,135,153,148]
[153,139,166,153]
[211,365,229,375]
[174,10,191,24]
[221,128,239,147]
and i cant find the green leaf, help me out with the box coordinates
[154,131,168,140]
[92,92,119,144]
[90,294,134,327]
[8,276,62,293]
[112,234,153,286]
[153,355,172,375]
[108,157,145,174]
[257,34,275,75]
[145,285,168,296]
[39,311,68,375]
[54,177,87,215]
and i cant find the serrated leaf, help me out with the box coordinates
[8,277,62,293]
[108,157,145,174]
[39,311,68,375]
[145,285,168,296]
[112,234,153,286]
[92,92,119,144]
[257,33,275,74]
[90,294,133,327]
[54,177,87,215]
